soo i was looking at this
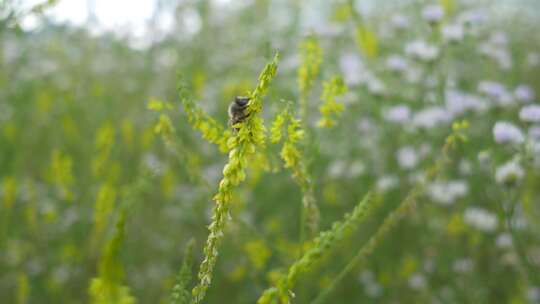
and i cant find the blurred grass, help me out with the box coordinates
[1,0,540,303]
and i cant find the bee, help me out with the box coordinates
[228,96,250,130]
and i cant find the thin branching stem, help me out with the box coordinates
[311,130,465,304]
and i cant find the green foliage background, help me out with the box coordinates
[1,0,540,303]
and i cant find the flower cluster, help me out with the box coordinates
[317,76,348,128]
[298,36,323,97]
[271,104,319,239]
[191,53,279,304]
[89,209,135,304]
[177,86,231,153]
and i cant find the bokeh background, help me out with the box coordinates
[1,0,540,303]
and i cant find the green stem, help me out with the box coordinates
[311,184,424,304]
[500,190,539,285]
[311,141,451,304]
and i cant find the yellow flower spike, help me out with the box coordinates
[2,176,17,210]
[154,114,175,137]
[270,104,320,244]
[178,82,231,153]
[298,36,323,96]
[191,53,280,304]
[147,97,173,112]
[49,150,75,201]
[298,35,323,120]
[17,273,29,304]
[317,75,348,128]
[120,119,134,148]
[89,209,135,304]
[244,240,272,270]
[356,25,379,59]
[192,70,206,99]
[92,183,117,244]
[447,120,470,148]
[92,123,116,178]
[440,0,455,16]
[332,3,352,22]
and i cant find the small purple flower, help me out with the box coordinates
[493,121,524,144]
[422,5,444,24]
[519,105,540,123]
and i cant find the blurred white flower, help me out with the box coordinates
[445,89,489,116]
[405,40,439,62]
[478,80,513,106]
[404,67,423,84]
[477,150,492,169]
[457,8,486,26]
[514,84,535,103]
[359,271,382,298]
[463,207,497,232]
[328,160,346,178]
[339,53,365,85]
[428,180,468,206]
[528,287,540,303]
[365,282,383,298]
[413,106,452,129]
[386,54,408,72]
[312,23,343,38]
[478,80,505,97]
[489,32,508,45]
[459,160,473,175]
[478,42,512,70]
[143,153,165,175]
[390,14,409,29]
[453,258,474,273]
[367,77,386,96]
[383,105,410,124]
[493,122,524,144]
[495,160,524,185]
[359,270,375,284]
[496,233,513,249]
[527,52,540,67]
[357,118,375,134]
[419,143,433,158]
[397,146,418,169]
[348,160,366,177]
[519,105,540,123]
[376,175,399,192]
[442,24,464,42]
[408,273,427,290]
[422,5,444,24]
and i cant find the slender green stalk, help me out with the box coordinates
[310,122,469,304]
[148,98,208,187]
[311,186,426,304]
[257,192,376,304]
[89,208,135,304]
[170,239,196,304]
[190,53,279,304]
[297,35,323,123]
[317,76,347,128]
[177,85,231,153]
[496,188,539,285]
[296,35,323,249]
[271,105,319,248]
